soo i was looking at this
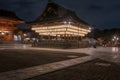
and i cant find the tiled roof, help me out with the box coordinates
[28,2,88,25]
[0,9,23,21]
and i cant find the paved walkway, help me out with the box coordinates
[0,44,120,64]
[0,56,94,80]
[26,58,120,80]
[0,43,120,80]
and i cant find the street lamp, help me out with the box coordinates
[89,27,92,31]
[117,37,119,41]
[89,26,94,38]
[1,32,5,35]
[112,35,119,46]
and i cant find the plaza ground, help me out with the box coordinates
[0,49,87,72]
[0,43,120,80]
[26,59,120,80]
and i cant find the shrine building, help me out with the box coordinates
[0,9,24,41]
[28,0,91,48]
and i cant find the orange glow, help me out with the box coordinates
[0,18,24,41]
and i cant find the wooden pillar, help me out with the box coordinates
[55,34,57,47]
[64,34,66,48]
[70,35,72,47]
[40,35,42,45]
[71,34,73,47]
[48,34,50,47]
[74,35,76,47]
[51,35,52,46]
[77,35,79,48]
[68,34,71,48]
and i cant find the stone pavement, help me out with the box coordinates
[0,56,94,80]
[0,43,120,80]
[0,49,87,72]
[26,58,120,80]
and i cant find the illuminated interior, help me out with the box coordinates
[32,24,91,37]
[0,18,23,41]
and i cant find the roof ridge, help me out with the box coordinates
[0,9,23,21]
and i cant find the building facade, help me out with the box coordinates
[29,1,91,48]
[0,9,24,41]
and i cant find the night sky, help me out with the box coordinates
[0,0,120,29]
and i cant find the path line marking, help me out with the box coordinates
[0,56,94,80]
